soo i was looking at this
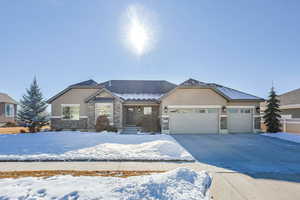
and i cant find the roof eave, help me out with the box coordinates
[229,98,265,102]
[47,85,102,104]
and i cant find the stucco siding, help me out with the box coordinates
[286,123,300,133]
[280,89,300,105]
[161,88,227,109]
[227,102,260,107]
[51,88,98,117]
[281,108,300,118]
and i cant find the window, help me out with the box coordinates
[240,108,251,113]
[95,103,113,125]
[5,104,14,117]
[207,108,217,113]
[144,107,152,115]
[195,109,206,113]
[220,117,227,130]
[227,108,238,113]
[254,117,261,129]
[62,104,80,120]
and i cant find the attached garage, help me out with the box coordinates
[227,108,253,133]
[169,107,219,134]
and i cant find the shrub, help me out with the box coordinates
[3,122,17,127]
[19,129,27,133]
[95,115,110,132]
[107,126,118,132]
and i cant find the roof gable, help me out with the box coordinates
[160,78,264,102]
[0,93,18,104]
[47,79,100,103]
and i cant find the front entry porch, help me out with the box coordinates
[123,104,160,132]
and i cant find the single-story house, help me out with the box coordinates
[0,93,18,127]
[47,78,264,134]
[279,88,300,119]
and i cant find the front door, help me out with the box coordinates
[126,107,136,125]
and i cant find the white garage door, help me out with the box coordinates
[228,108,253,133]
[169,108,219,134]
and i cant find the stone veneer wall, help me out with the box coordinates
[113,99,122,129]
[87,98,123,130]
[51,118,88,130]
[87,102,96,129]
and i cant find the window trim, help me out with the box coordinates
[61,104,80,120]
[5,104,15,117]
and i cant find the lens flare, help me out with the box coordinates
[122,4,156,56]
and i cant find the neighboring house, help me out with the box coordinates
[0,93,18,127]
[279,88,300,119]
[260,88,300,133]
[47,78,264,134]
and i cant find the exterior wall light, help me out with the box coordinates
[164,106,168,113]
[222,106,227,113]
[256,106,260,114]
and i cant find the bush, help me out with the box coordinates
[95,115,110,132]
[19,129,27,133]
[3,122,17,127]
[107,126,118,132]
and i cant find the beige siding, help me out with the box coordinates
[227,102,260,107]
[96,90,113,98]
[286,123,300,133]
[280,89,300,105]
[51,88,98,116]
[161,88,227,109]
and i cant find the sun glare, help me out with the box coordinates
[122,4,156,56]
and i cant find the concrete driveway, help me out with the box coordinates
[172,134,300,200]
[172,133,300,173]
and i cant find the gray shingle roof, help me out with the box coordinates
[0,93,18,104]
[99,80,177,94]
[70,79,98,87]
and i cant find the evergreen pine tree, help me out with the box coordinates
[263,87,281,133]
[18,77,48,133]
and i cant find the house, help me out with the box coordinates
[0,93,18,127]
[279,88,300,119]
[47,78,264,134]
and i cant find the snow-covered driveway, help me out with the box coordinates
[0,131,194,161]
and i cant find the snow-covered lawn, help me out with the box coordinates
[0,131,194,161]
[262,132,300,144]
[0,168,211,200]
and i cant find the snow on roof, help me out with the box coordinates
[214,86,262,100]
[114,93,163,100]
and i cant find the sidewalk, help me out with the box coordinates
[0,161,299,200]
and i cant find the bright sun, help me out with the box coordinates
[129,17,149,55]
[123,5,156,56]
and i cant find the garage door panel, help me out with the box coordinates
[228,108,252,133]
[169,110,219,134]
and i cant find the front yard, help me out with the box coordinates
[0,131,194,161]
[0,168,211,200]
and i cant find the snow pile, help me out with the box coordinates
[0,131,194,161]
[262,132,300,143]
[0,168,212,200]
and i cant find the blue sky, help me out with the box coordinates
[1,0,300,101]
